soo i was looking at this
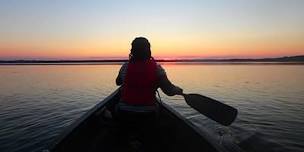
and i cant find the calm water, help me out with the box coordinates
[0,64,303,152]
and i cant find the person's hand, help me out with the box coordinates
[176,86,183,95]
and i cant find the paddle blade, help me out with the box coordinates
[184,94,237,126]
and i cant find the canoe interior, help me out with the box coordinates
[49,89,220,152]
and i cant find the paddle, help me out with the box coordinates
[182,93,238,126]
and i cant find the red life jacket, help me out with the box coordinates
[121,59,158,106]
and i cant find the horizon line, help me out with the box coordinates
[0,55,303,62]
[0,54,303,61]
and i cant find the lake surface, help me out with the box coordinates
[0,63,303,152]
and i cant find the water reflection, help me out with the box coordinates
[0,64,303,152]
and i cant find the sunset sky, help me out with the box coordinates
[0,0,303,60]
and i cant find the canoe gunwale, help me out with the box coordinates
[160,102,230,152]
[47,88,120,151]
[46,88,241,152]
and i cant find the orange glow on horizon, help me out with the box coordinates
[1,46,303,60]
[1,33,303,59]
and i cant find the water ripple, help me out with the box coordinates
[0,64,303,152]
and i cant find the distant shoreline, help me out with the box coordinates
[0,55,303,65]
[1,62,304,66]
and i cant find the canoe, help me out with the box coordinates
[46,88,237,152]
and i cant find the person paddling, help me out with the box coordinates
[116,37,183,111]
[114,37,183,151]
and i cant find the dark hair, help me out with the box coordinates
[130,37,151,61]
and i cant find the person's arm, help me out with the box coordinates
[116,62,128,86]
[159,75,183,96]
[157,65,183,96]
[116,75,123,86]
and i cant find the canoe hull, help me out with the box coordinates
[48,89,224,152]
